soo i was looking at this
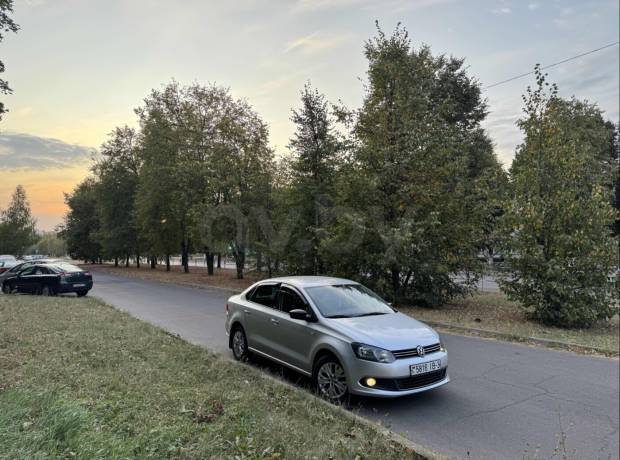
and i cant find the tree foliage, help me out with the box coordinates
[0,185,37,255]
[323,24,503,305]
[498,67,619,327]
[0,0,19,120]
[61,179,102,263]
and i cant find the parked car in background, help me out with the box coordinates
[0,259,61,284]
[0,255,17,264]
[1,262,92,296]
[225,276,449,403]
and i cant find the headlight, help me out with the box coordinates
[351,343,395,363]
[440,338,447,352]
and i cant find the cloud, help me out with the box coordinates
[292,0,453,13]
[284,32,352,55]
[492,7,512,14]
[528,2,539,10]
[0,132,95,170]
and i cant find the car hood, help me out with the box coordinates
[325,312,439,350]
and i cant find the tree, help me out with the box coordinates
[284,83,342,274]
[498,67,619,328]
[0,185,37,255]
[62,178,102,263]
[27,232,66,257]
[324,24,500,305]
[94,126,142,267]
[0,0,19,120]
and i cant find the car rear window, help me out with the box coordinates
[51,263,82,273]
[249,284,279,308]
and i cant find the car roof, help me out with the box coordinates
[260,276,359,288]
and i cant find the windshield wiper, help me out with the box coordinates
[325,314,353,319]
[354,312,389,317]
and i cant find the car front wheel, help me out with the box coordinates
[314,355,349,404]
[2,282,13,294]
[231,326,249,361]
[76,290,88,297]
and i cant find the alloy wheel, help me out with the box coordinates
[317,361,348,401]
[232,329,246,360]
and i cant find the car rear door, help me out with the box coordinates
[272,285,317,373]
[244,283,281,356]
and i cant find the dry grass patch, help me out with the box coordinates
[401,292,619,355]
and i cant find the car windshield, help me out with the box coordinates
[304,284,394,318]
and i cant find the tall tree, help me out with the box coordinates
[499,67,619,328]
[0,0,18,120]
[325,24,500,305]
[285,83,342,274]
[94,126,142,266]
[0,185,37,255]
[62,178,102,263]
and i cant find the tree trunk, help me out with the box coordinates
[204,247,215,276]
[181,240,189,273]
[125,254,130,268]
[234,248,245,279]
[136,252,140,269]
[256,251,262,272]
[391,267,400,303]
[217,253,221,268]
[150,255,156,269]
[114,257,118,267]
[165,254,171,272]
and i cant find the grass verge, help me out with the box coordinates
[401,292,619,356]
[0,294,420,459]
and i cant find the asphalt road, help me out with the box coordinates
[89,271,619,460]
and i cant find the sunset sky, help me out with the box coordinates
[1,0,618,231]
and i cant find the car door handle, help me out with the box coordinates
[270,318,279,325]
[243,310,252,315]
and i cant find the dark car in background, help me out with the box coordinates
[0,258,62,284]
[1,262,93,296]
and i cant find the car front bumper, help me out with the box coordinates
[345,351,449,398]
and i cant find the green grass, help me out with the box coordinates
[0,294,419,459]
[402,292,619,355]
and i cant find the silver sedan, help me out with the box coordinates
[225,276,449,402]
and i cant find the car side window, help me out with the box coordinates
[249,284,279,309]
[278,286,308,314]
[19,266,36,276]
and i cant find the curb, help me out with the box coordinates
[425,320,618,357]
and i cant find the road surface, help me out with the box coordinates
[89,271,619,459]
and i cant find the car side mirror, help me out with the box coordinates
[289,309,311,321]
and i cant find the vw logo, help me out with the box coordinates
[416,345,425,357]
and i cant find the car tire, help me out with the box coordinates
[40,285,52,296]
[231,325,249,361]
[76,290,88,297]
[313,354,349,405]
[2,282,12,294]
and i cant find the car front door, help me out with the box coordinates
[15,266,37,293]
[272,284,318,373]
[244,283,281,356]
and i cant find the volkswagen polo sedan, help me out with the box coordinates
[225,276,449,402]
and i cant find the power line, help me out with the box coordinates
[484,41,620,90]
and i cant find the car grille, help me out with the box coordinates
[373,368,447,391]
[392,343,441,359]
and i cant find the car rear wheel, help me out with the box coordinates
[2,282,13,294]
[231,326,249,361]
[76,290,88,297]
[314,355,349,404]
[40,285,52,296]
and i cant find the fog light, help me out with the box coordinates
[365,377,376,387]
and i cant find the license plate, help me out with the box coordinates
[410,360,442,376]
[73,283,86,287]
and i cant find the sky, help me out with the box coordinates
[0,0,618,231]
